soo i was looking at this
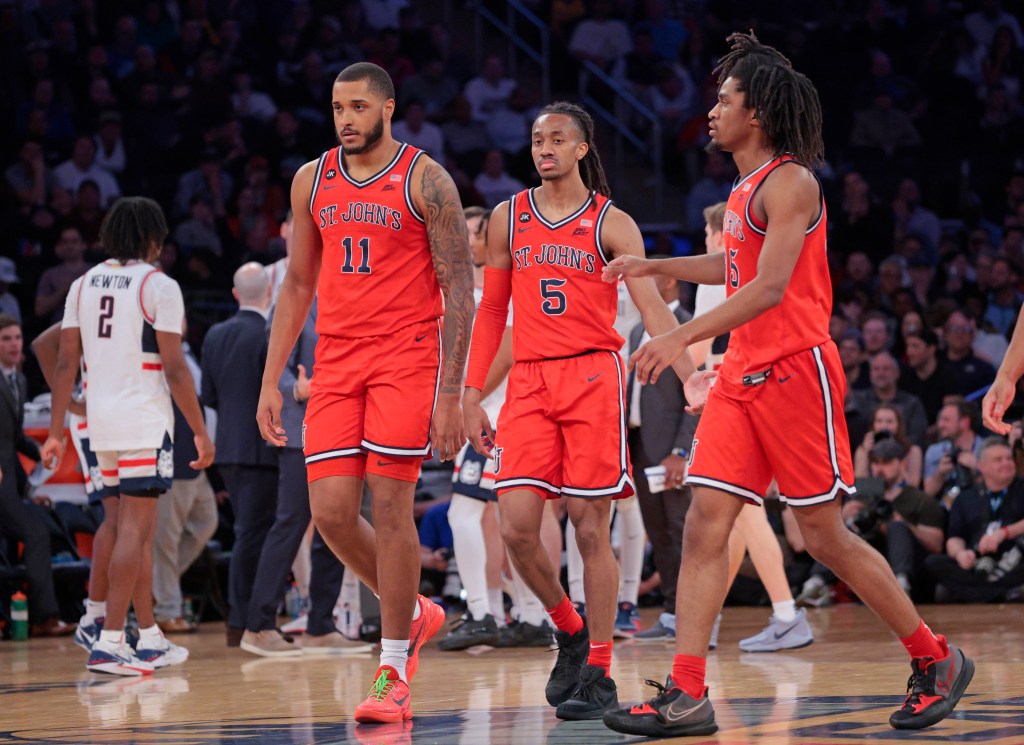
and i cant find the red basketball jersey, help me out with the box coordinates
[507,189,622,361]
[717,155,831,399]
[309,143,442,338]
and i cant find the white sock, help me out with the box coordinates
[84,599,106,623]
[98,629,123,646]
[448,494,490,621]
[487,588,505,625]
[772,600,797,623]
[564,520,585,604]
[614,496,645,606]
[380,638,409,682]
[411,598,422,621]
[509,559,547,627]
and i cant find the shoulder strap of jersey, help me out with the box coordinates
[137,268,164,324]
[308,150,331,214]
[593,195,615,266]
[404,146,426,223]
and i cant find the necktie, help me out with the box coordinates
[7,373,18,407]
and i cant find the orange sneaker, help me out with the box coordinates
[353,666,412,724]
[406,595,445,681]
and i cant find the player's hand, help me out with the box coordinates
[256,383,287,446]
[660,452,686,488]
[294,364,311,402]
[631,331,685,387]
[683,370,717,415]
[463,389,495,457]
[40,435,65,470]
[982,374,1016,435]
[431,392,466,462]
[191,432,215,470]
[956,548,977,570]
[978,531,1003,556]
[601,255,650,283]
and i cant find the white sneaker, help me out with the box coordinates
[136,636,190,668]
[281,614,308,635]
[87,638,155,676]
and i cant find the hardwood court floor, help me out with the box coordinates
[1,604,1021,744]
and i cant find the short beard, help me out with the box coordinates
[704,139,723,155]
[339,116,385,155]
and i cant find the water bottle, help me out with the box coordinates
[11,592,28,641]
[284,582,303,619]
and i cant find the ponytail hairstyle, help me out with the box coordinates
[535,101,610,197]
[713,31,825,165]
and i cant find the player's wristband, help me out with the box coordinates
[466,267,512,391]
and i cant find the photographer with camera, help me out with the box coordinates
[925,438,1024,602]
[845,439,945,596]
[853,404,923,487]
[923,400,983,505]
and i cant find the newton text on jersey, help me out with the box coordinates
[319,201,402,230]
[88,273,134,290]
[512,244,597,274]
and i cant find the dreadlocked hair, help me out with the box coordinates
[536,101,610,198]
[99,196,169,262]
[713,31,824,165]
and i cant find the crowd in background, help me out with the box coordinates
[3,0,1024,618]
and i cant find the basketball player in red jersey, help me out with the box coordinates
[256,62,474,724]
[465,101,711,721]
[602,33,973,737]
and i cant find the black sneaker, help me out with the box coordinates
[545,619,589,707]
[603,676,718,737]
[890,637,975,729]
[496,619,555,648]
[438,614,499,651]
[555,664,618,720]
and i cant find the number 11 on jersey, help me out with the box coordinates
[341,236,371,274]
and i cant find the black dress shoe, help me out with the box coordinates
[226,625,244,647]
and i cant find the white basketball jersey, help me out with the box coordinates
[613,281,641,359]
[266,256,288,306]
[474,286,512,423]
[63,260,184,450]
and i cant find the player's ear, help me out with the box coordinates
[576,141,588,161]
[383,97,395,120]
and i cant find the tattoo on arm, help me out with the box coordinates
[422,162,475,394]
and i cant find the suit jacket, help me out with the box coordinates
[0,370,41,501]
[626,305,698,465]
[272,298,317,450]
[201,309,277,468]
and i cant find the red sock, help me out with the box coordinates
[545,596,584,635]
[900,621,947,661]
[671,654,707,700]
[588,641,613,676]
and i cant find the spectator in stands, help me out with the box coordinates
[853,351,929,447]
[965,0,1024,50]
[848,438,945,595]
[861,311,891,355]
[874,256,907,311]
[54,134,121,208]
[392,101,446,163]
[174,196,225,258]
[923,400,983,502]
[853,404,924,488]
[830,171,893,263]
[568,0,632,72]
[926,437,1024,602]
[615,28,662,95]
[231,72,278,125]
[360,0,408,31]
[892,177,941,254]
[463,54,517,125]
[839,330,871,391]
[0,260,22,324]
[473,149,524,209]
[899,328,959,424]
[399,58,459,121]
[69,180,106,250]
[984,256,1023,336]
[35,227,91,324]
[174,147,233,220]
[850,88,923,158]
[944,309,997,396]
[93,111,126,176]
[635,0,687,62]
[5,139,59,214]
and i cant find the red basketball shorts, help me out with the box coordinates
[685,342,855,507]
[303,318,441,484]
[494,350,634,500]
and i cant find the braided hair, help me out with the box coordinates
[535,101,611,197]
[713,31,824,165]
[99,196,169,262]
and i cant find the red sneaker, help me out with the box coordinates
[406,595,445,681]
[353,666,412,724]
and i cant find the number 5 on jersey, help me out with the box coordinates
[540,278,567,315]
[341,236,372,274]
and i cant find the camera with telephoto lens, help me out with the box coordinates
[852,498,894,537]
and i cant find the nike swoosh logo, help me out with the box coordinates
[663,697,706,723]
[393,694,409,706]
[588,373,602,382]
[322,184,337,190]
[517,226,532,233]
[376,459,401,467]
[778,375,793,383]
[415,334,427,342]
[774,624,797,640]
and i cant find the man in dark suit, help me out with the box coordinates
[623,267,697,642]
[0,315,72,636]
[200,263,279,646]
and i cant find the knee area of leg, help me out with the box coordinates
[500,524,537,554]
[571,525,607,555]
